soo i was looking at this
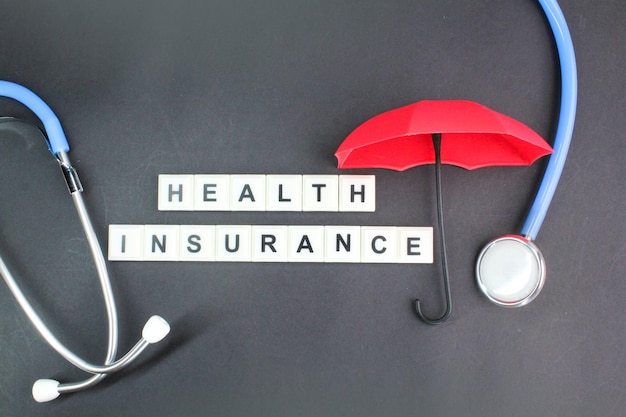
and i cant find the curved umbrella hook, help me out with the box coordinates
[414,133,452,325]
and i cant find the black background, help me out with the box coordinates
[1,1,625,415]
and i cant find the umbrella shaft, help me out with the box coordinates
[414,133,452,325]
[432,133,450,299]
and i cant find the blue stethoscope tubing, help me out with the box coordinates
[0,80,69,155]
[522,0,577,240]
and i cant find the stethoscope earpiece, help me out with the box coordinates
[476,235,546,308]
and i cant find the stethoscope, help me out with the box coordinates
[0,80,171,402]
[475,0,577,307]
[0,0,576,403]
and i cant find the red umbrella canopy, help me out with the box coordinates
[335,100,553,171]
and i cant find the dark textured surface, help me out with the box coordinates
[1,1,625,415]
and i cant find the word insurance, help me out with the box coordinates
[108,225,433,264]
[158,174,375,212]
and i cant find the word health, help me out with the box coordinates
[158,174,375,212]
[108,225,433,264]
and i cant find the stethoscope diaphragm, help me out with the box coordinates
[476,235,546,308]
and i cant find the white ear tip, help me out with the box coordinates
[142,315,171,344]
[32,379,60,403]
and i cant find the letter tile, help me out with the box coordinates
[144,225,180,261]
[108,225,144,261]
[266,175,303,211]
[288,226,325,262]
[158,175,195,211]
[361,226,397,263]
[397,227,433,264]
[339,175,375,212]
[215,225,252,262]
[230,175,266,211]
[302,175,339,211]
[324,226,361,263]
[252,226,289,262]
[194,175,230,211]
[179,225,216,261]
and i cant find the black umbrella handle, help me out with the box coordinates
[415,133,452,325]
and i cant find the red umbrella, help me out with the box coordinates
[336,100,552,170]
[335,100,553,325]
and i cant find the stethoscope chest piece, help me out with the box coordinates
[476,235,546,308]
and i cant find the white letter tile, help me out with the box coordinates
[158,175,195,211]
[144,225,180,261]
[108,225,144,261]
[194,175,230,211]
[288,226,325,262]
[361,226,398,263]
[216,225,252,262]
[179,225,216,261]
[230,175,266,211]
[302,175,339,212]
[252,226,289,262]
[339,175,375,212]
[266,175,303,211]
[324,226,361,263]
[398,227,433,264]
